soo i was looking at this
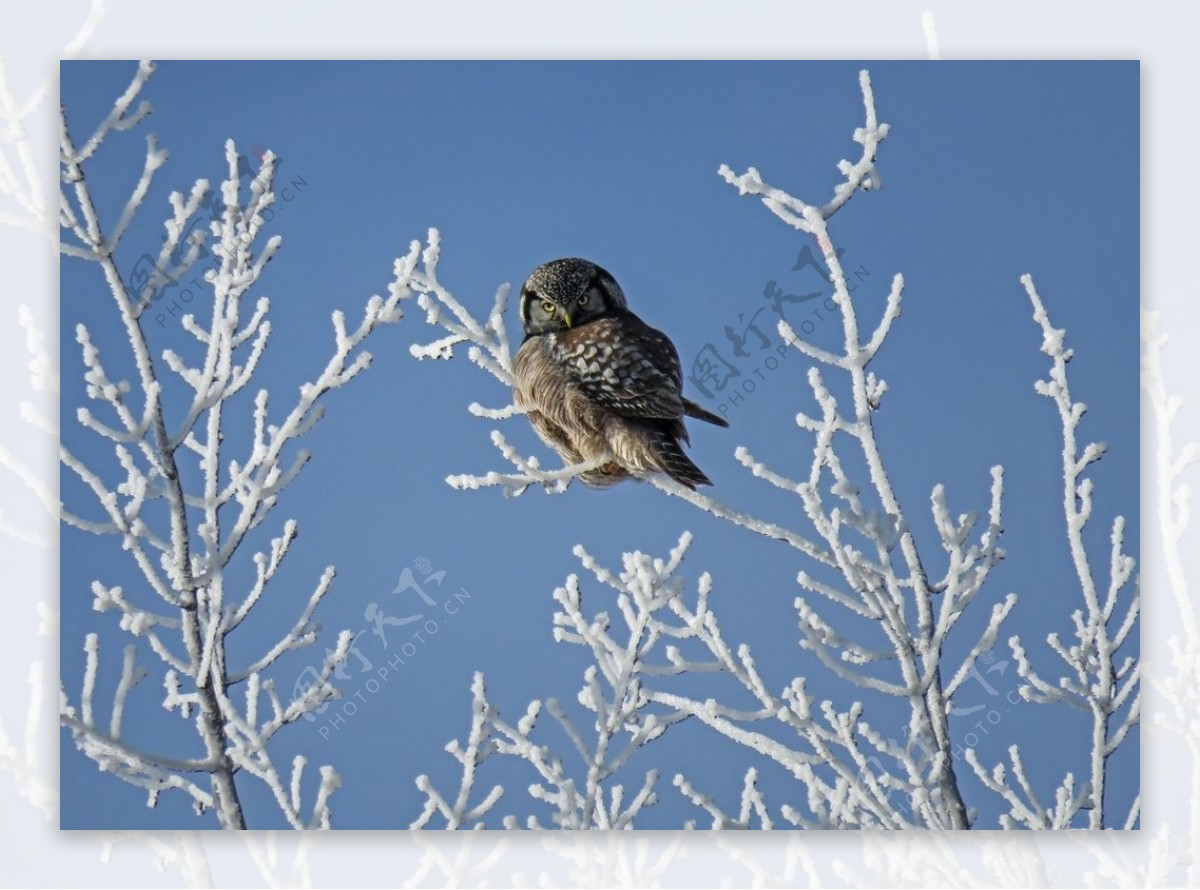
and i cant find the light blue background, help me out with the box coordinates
[60,61,1138,829]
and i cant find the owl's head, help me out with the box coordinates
[518,257,627,336]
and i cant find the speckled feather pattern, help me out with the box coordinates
[513,258,727,489]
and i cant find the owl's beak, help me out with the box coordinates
[558,307,574,328]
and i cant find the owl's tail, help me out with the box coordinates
[683,397,730,428]
[648,426,714,489]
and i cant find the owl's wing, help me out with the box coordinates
[557,315,686,421]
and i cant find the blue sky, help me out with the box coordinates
[60,61,1139,829]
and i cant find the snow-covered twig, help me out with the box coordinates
[1144,309,1200,638]
[415,538,723,829]
[445,430,608,497]
[421,526,994,829]
[922,12,941,61]
[674,769,774,829]
[718,70,888,228]
[699,70,1017,828]
[413,667,664,830]
[58,61,418,828]
[0,0,105,832]
[414,68,1134,832]
[0,663,56,819]
[1144,306,1200,879]
[0,20,92,240]
[0,307,57,548]
[967,276,1140,830]
[401,230,618,498]
[413,69,1000,829]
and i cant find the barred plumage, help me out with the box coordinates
[512,258,728,489]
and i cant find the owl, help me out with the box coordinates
[512,258,728,489]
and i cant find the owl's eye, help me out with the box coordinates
[540,300,555,314]
[577,292,590,306]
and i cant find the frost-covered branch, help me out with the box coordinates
[445,430,607,497]
[674,769,775,830]
[420,533,976,830]
[0,662,56,819]
[58,62,418,828]
[412,69,1006,829]
[0,306,57,548]
[0,16,103,240]
[401,229,610,498]
[414,538,732,829]
[413,67,1134,832]
[964,745,1089,830]
[413,665,664,830]
[968,276,1140,830]
[633,537,968,829]
[1144,309,1200,637]
[717,69,887,230]
[0,1,108,829]
[1137,307,1195,878]
[700,70,1021,829]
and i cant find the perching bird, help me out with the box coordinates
[512,257,729,489]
